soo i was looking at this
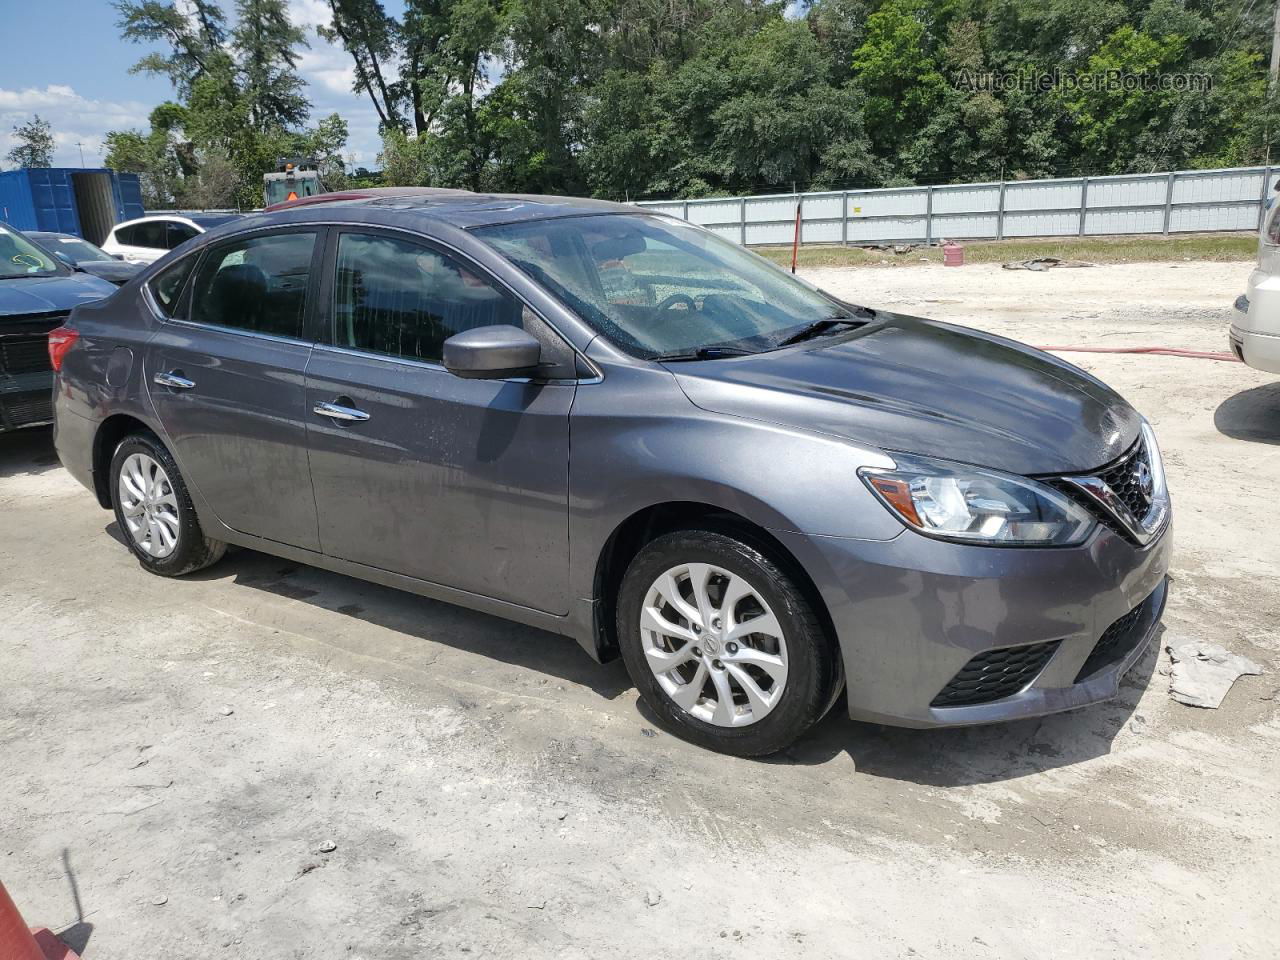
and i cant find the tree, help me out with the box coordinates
[114,0,227,98]
[233,0,310,132]
[320,0,404,131]
[6,115,55,168]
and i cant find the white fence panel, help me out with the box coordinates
[635,165,1274,246]
[931,184,1001,214]
[1085,207,1164,234]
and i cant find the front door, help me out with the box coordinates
[146,228,323,550]
[304,229,574,614]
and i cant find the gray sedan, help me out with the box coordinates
[50,194,1171,755]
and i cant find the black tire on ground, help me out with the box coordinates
[616,529,840,757]
[108,430,226,577]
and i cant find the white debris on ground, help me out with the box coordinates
[1001,256,1097,271]
[1167,641,1264,708]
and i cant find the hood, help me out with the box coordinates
[669,313,1140,476]
[0,272,117,319]
[76,260,144,286]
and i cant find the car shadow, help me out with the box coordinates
[101,517,1162,786]
[1214,382,1280,444]
[0,425,61,479]
[105,524,633,701]
[761,629,1161,787]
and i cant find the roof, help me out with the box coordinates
[257,190,637,231]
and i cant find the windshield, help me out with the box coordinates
[0,224,65,279]
[265,176,322,206]
[472,214,854,357]
[33,235,113,262]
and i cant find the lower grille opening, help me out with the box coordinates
[1073,588,1160,683]
[931,640,1061,708]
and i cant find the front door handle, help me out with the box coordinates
[313,400,370,423]
[154,370,195,390]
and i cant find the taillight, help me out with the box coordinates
[48,326,79,372]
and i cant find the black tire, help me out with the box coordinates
[109,430,226,577]
[616,529,839,757]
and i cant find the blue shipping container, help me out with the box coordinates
[0,167,145,244]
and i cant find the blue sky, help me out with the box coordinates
[1,0,392,170]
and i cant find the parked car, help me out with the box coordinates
[1232,194,1280,373]
[101,213,242,264]
[28,231,146,286]
[0,222,116,433]
[51,195,1172,756]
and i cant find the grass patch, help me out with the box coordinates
[754,232,1258,268]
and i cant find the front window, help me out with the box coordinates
[472,214,854,357]
[333,232,524,363]
[0,225,65,279]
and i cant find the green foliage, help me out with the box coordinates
[106,0,1280,205]
[6,115,55,169]
[108,1,343,208]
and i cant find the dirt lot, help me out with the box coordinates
[2,259,1278,959]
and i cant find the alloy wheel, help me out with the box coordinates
[639,562,789,727]
[118,452,181,559]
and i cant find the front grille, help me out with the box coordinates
[1050,480,1127,539]
[1073,588,1159,683]
[931,640,1060,708]
[0,391,54,430]
[0,335,53,376]
[1046,437,1158,544]
[1099,440,1154,520]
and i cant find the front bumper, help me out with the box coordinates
[777,520,1172,728]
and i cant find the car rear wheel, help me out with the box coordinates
[616,529,839,757]
[109,431,226,577]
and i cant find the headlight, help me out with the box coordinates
[859,455,1096,546]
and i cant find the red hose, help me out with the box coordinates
[1035,345,1240,362]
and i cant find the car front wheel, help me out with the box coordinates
[109,431,226,577]
[616,529,839,757]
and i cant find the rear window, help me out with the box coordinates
[118,221,168,249]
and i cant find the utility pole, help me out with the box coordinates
[1272,0,1280,88]
[75,141,85,166]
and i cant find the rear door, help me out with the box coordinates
[303,227,576,613]
[146,227,324,550]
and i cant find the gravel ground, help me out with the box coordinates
[2,259,1277,959]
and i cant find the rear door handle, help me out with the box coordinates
[313,400,370,423]
[154,371,195,390]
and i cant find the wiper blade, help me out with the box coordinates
[775,315,870,348]
[651,346,756,362]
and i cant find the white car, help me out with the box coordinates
[1233,196,1280,373]
[100,213,242,264]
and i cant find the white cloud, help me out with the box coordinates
[2,2,389,173]
[0,85,151,168]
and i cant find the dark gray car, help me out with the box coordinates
[51,194,1171,756]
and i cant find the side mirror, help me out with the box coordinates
[443,325,542,380]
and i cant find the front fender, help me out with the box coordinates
[564,359,902,649]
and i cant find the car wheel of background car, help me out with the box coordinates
[109,431,226,577]
[616,529,839,757]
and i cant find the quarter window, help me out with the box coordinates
[149,256,196,316]
[333,232,523,362]
[167,222,199,249]
[189,231,317,338]
[126,220,168,250]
